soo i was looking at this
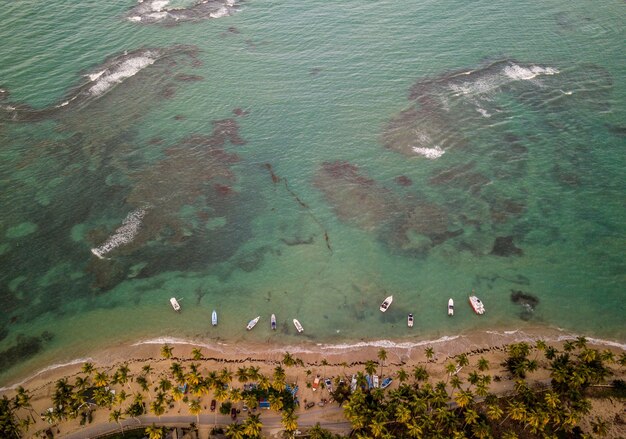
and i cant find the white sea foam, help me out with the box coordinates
[128,15,143,22]
[89,56,155,96]
[210,6,230,18]
[318,336,461,351]
[91,208,147,259]
[476,107,491,118]
[151,0,170,11]
[412,145,445,159]
[503,64,559,81]
[0,357,93,391]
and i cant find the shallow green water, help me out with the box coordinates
[0,0,624,385]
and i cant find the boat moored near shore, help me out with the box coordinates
[448,298,454,316]
[246,316,260,330]
[469,295,485,315]
[293,318,304,333]
[212,310,218,326]
[170,297,181,312]
[407,313,414,327]
[271,314,277,330]
[379,295,393,312]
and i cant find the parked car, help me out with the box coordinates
[231,407,237,419]
[210,399,216,411]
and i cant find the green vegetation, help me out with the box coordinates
[1,339,623,438]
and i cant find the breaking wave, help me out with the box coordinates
[89,55,156,96]
[412,145,445,159]
[126,0,240,25]
[91,208,147,259]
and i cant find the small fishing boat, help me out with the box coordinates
[212,310,218,326]
[448,298,454,316]
[469,295,485,315]
[246,316,261,330]
[381,377,393,389]
[271,314,277,330]
[407,313,414,327]
[293,318,304,333]
[373,375,379,388]
[170,297,181,312]
[379,295,393,312]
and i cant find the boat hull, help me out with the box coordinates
[293,319,304,333]
[379,295,393,312]
[448,298,454,316]
[469,296,485,315]
[271,314,276,330]
[212,310,218,326]
[170,297,181,312]
[246,316,260,330]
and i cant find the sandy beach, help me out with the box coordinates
[2,325,625,438]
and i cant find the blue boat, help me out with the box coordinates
[381,377,393,389]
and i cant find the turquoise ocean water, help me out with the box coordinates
[0,0,624,385]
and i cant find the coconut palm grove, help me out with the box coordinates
[1,338,625,438]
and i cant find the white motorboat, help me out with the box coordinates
[448,298,454,316]
[293,319,304,333]
[271,314,277,330]
[170,297,181,312]
[246,316,261,330]
[469,295,485,315]
[212,310,218,326]
[379,295,393,312]
[407,313,414,327]
[373,375,379,388]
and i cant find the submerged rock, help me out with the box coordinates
[490,236,523,257]
[511,290,539,321]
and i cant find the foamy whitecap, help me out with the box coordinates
[91,208,147,259]
[89,56,156,96]
[503,64,559,81]
[210,6,230,18]
[151,0,170,11]
[412,145,445,159]
[476,107,491,118]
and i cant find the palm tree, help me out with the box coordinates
[424,346,435,363]
[150,400,165,420]
[591,416,609,437]
[171,386,184,412]
[281,409,299,434]
[268,393,283,411]
[477,357,490,372]
[454,389,473,408]
[189,398,202,425]
[225,422,246,439]
[161,344,173,359]
[142,364,153,376]
[412,365,429,383]
[191,347,203,360]
[158,378,172,393]
[243,413,263,438]
[396,368,408,383]
[365,360,377,377]
[81,362,95,376]
[283,352,296,367]
[456,353,469,368]
[116,363,131,389]
[93,371,109,388]
[377,349,387,379]
[236,367,249,384]
[109,409,125,434]
[145,424,164,439]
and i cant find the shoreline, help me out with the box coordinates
[3,323,625,392]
